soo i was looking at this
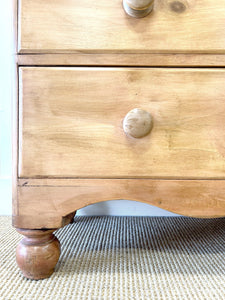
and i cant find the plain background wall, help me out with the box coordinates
[0,0,13,215]
[0,1,177,217]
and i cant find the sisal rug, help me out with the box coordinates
[0,216,224,300]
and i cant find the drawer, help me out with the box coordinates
[18,0,225,54]
[19,67,225,178]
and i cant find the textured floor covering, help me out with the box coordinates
[0,216,224,300]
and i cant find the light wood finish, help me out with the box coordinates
[19,67,225,179]
[13,214,76,230]
[14,0,225,280]
[16,229,60,280]
[19,0,225,54]
[17,178,225,189]
[17,53,225,67]
[12,179,225,228]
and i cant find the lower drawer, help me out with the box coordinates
[19,67,225,178]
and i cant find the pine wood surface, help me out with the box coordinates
[17,53,225,67]
[13,179,225,228]
[13,0,225,280]
[19,0,225,54]
[19,67,225,179]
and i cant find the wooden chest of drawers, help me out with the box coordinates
[13,0,225,279]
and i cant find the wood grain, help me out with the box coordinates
[14,0,225,280]
[19,0,225,54]
[19,67,225,179]
[13,179,225,228]
[17,53,225,67]
[16,229,60,279]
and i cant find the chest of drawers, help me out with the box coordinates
[13,0,225,279]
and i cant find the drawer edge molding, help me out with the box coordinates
[17,53,225,67]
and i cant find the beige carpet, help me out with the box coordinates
[0,216,224,300]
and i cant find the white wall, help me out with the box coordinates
[0,1,177,217]
[0,0,13,215]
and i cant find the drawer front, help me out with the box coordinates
[19,67,225,178]
[19,0,225,54]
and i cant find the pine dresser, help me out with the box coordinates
[13,0,225,279]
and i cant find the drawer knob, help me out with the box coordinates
[123,0,154,18]
[123,108,153,138]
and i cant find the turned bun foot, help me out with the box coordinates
[16,229,61,280]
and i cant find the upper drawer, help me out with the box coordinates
[19,67,225,178]
[18,0,225,54]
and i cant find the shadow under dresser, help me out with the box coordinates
[13,0,225,279]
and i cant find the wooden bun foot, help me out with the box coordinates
[16,229,61,280]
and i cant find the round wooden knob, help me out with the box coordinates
[123,108,153,138]
[123,0,154,18]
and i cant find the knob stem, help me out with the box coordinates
[123,0,154,18]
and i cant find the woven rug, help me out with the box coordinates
[0,216,224,300]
